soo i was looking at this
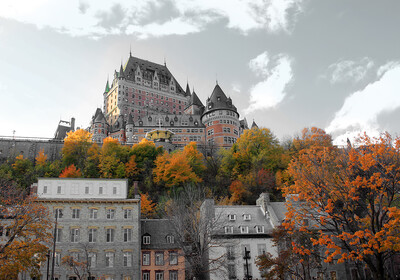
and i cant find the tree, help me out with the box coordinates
[0,180,52,279]
[61,243,94,280]
[59,164,82,178]
[12,154,34,189]
[140,193,156,218]
[62,129,93,172]
[282,132,400,280]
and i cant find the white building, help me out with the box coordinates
[201,193,286,280]
[36,178,141,280]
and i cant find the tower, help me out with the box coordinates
[201,84,240,148]
[91,108,108,143]
[126,113,135,144]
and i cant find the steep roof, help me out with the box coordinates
[127,113,134,125]
[94,110,107,123]
[104,79,110,93]
[203,84,238,116]
[141,219,180,250]
[189,91,204,108]
[251,120,258,129]
[185,83,191,96]
[121,55,187,96]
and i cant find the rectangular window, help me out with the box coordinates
[55,252,61,266]
[89,209,98,219]
[88,228,97,243]
[169,251,178,265]
[85,186,90,194]
[227,246,235,260]
[143,236,150,244]
[113,187,117,195]
[256,225,264,233]
[106,228,115,242]
[257,244,267,256]
[124,209,132,219]
[142,252,150,266]
[43,186,48,194]
[123,252,132,267]
[155,252,164,266]
[105,252,114,267]
[99,186,103,195]
[70,228,80,243]
[55,228,62,242]
[240,226,249,234]
[228,214,236,221]
[243,214,251,221]
[225,226,233,234]
[88,252,96,268]
[243,263,252,277]
[155,272,164,280]
[72,209,80,219]
[57,186,62,194]
[142,272,150,280]
[123,228,132,242]
[228,264,236,279]
[169,271,178,280]
[106,209,115,220]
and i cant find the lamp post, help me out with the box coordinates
[50,211,58,280]
[46,250,51,280]
[243,247,251,280]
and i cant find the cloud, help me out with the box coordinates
[0,0,304,38]
[327,57,374,84]
[244,51,293,114]
[326,62,400,144]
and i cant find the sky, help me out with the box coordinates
[1,0,400,144]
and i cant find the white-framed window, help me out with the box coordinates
[123,228,132,242]
[55,228,62,242]
[155,252,164,266]
[143,235,150,244]
[88,252,96,268]
[166,235,174,244]
[224,226,233,234]
[169,251,178,265]
[123,252,132,267]
[72,209,80,219]
[256,225,264,233]
[54,208,63,219]
[106,209,115,220]
[169,271,178,280]
[106,228,115,242]
[142,252,150,265]
[105,252,114,267]
[142,272,150,280]
[43,186,48,194]
[55,252,61,266]
[257,244,267,256]
[226,246,235,259]
[70,228,80,242]
[240,226,249,234]
[89,209,98,219]
[124,209,132,219]
[155,271,164,280]
[228,214,236,221]
[208,129,214,135]
[243,214,251,221]
[88,228,97,243]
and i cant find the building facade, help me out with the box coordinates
[89,53,250,148]
[36,178,141,280]
[141,219,185,280]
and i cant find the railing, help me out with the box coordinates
[0,136,63,142]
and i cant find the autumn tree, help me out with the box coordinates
[282,132,400,280]
[59,164,82,178]
[140,193,157,218]
[0,179,52,279]
[61,243,94,280]
[153,142,205,189]
[83,143,101,178]
[62,129,93,172]
[12,154,34,189]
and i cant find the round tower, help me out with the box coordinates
[126,113,135,144]
[91,108,108,143]
[201,84,240,148]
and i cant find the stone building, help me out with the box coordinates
[36,178,141,280]
[141,219,185,280]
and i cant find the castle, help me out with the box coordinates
[89,51,256,150]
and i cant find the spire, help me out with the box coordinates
[251,120,258,129]
[119,63,125,78]
[130,44,132,57]
[190,91,204,108]
[127,113,134,125]
[185,82,191,96]
[104,79,110,93]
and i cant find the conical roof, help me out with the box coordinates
[127,113,134,125]
[185,83,191,96]
[190,91,204,108]
[94,109,106,123]
[251,120,258,129]
[104,80,110,93]
[203,84,238,116]
[119,64,125,78]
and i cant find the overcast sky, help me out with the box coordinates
[1,0,400,144]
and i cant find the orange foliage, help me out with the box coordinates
[35,149,48,166]
[125,155,139,178]
[229,180,250,204]
[59,164,82,178]
[141,193,157,218]
[282,132,400,279]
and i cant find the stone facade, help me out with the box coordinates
[36,178,141,280]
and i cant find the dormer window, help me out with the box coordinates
[225,226,233,234]
[255,225,264,233]
[166,235,174,244]
[240,226,249,234]
[143,235,151,244]
[228,214,236,221]
[243,214,251,221]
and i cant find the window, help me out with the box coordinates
[88,252,96,268]
[43,186,48,194]
[105,252,114,267]
[124,209,132,219]
[256,225,264,233]
[123,252,132,267]
[225,226,233,234]
[227,246,235,260]
[142,272,150,280]
[240,226,249,234]
[228,214,236,221]
[70,228,80,242]
[169,251,178,265]
[89,209,98,219]
[155,252,164,265]
[55,252,61,266]
[123,228,132,242]
[113,187,117,195]
[166,235,174,244]
[106,209,115,220]
[243,214,251,221]
[242,245,251,257]
[169,271,178,280]
[155,271,164,280]
[208,129,214,136]
[142,252,150,265]
[54,209,63,219]
[243,263,252,277]
[72,209,80,219]
[223,127,231,133]
[57,186,62,194]
[55,228,62,242]
[88,228,97,243]
[106,228,115,242]
[143,235,150,244]
[85,186,90,194]
[228,264,236,279]
[99,186,103,194]
[257,244,267,256]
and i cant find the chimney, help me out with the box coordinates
[133,181,139,199]
[70,117,75,131]
[256,193,270,215]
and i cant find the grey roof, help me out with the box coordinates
[136,113,205,128]
[127,113,134,125]
[94,109,107,123]
[189,91,204,108]
[185,83,191,96]
[251,120,259,129]
[203,84,238,116]
[141,219,181,250]
[53,122,73,140]
[240,118,249,130]
[122,55,187,96]
[269,202,287,222]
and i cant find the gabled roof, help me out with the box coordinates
[203,84,238,116]
[94,110,107,123]
[141,219,180,250]
[251,120,258,129]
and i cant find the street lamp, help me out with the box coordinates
[243,247,252,280]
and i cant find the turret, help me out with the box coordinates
[126,113,135,144]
